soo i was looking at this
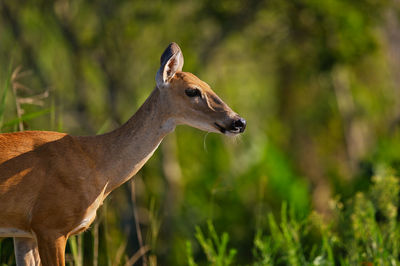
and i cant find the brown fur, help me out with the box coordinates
[0,44,244,266]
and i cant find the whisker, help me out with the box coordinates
[203,132,211,153]
[231,133,242,144]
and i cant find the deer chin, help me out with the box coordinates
[176,118,219,134]
[214,123,227,134]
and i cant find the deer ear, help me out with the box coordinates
[156,42,184,88]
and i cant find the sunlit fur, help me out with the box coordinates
[163,71,241,134]
[0,43,244,266]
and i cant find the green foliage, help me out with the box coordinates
[1,108,51,129]
[187,169,400,265]
[0,63,12,129]
[1,0,400,265]
[342,170,400,265]
[186,220,237,266]
[245,169,400,265]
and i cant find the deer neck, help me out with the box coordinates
[90,88,175,193]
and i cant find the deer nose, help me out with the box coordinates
[231,117,246,133]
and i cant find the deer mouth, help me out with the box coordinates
[214,123,227,134]
[214,117,246,135]
[214,122,243,135]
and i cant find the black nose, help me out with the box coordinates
[231,117,246,133]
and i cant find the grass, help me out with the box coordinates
[0,62,12,129]
[186,220,237,266]
[187,167,400,265]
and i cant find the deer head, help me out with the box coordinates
[155,43,246,135]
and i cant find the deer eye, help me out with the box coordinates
[185,88,202,98]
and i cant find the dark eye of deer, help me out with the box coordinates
[185,88,202,98]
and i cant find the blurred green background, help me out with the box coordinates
[1,0,400,265]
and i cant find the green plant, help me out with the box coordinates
[186,220,237,266]
[186,168,400,265]
[252,168,400,265]
[0,63,12,129]
[342,168,400,265]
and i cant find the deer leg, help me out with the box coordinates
[35,232,67,266]
[14,237,41,266]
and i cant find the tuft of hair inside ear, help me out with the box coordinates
[168,58,176,69]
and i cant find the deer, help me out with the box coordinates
[0,43,246,266]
